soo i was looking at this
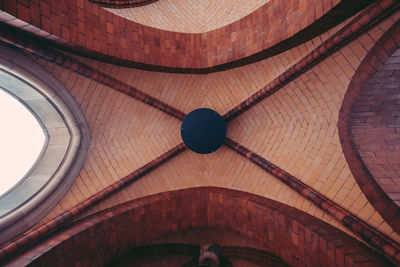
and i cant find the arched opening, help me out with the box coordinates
[0,88,45,196]
[0,44,91,244]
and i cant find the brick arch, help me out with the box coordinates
[4,187,391,266]
[0,0,374,72]
[338,21,400,234]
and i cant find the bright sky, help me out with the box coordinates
[0,89,45,196]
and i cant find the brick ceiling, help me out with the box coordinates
[1,0,400,266]
[106,0,269,33]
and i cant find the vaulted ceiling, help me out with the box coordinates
[105,0,270,33]
[0,0,400,266]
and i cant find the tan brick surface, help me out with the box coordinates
[0,0,371,70]
[75,18,345,116]
[70,22,352,235]
[15,4,400,252]
[33,58,182,223]
[229,12,400,241]
[106,0,269,33]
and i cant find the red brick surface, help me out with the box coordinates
[0,24,186,120]
[0,1,399,266]
[4,188,392,267]
[225,138,400,264]
[352,50,400,207]
[339,21,400,234]
[0,0,374,72]
[224,0,400,121]
[0,0,390,252]
[0,143,186,263]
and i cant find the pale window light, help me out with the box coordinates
[0,89,45,195]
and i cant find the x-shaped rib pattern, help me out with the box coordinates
[1,0,400,264]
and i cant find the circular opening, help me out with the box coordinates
[0,89,45,196]
[181,108,226,154]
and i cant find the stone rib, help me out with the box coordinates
[0,26,186,121]
[223,0,400,121]
[225,137,400,264]
[0,143,186,262]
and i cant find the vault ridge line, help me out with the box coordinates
[223,0,400,122]
[0,25,187,121]
[0,143,187,263]
[224,137,400,265]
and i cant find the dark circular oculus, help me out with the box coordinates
[181,108,226,154]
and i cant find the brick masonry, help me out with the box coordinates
[225,3,400,245]
[352,50,400,206]
[0,0,399,266]
[2,187,392,266]
[0,142,186,263]
[17,3,399,250]
[338,21,400,235]
[225,138,400,264]
[0,25,186,120]
[0,0,374,72]
[224,0,400,121]
[106,0,268,33]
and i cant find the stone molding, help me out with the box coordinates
[0,44,90,244]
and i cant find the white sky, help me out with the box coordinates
[0,89,45,196]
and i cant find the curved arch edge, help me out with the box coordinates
[338,21,400,234]
[0,43,91,244]
[4,187,392,266]
[0,0,375,73]
[88,0,158,8]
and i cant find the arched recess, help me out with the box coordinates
[0,0,375,72]
[338,21,400,234]
[4,187,391,266]
[0,43,90,244]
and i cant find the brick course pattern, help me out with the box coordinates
[106,0,269,33]
[353,50,400,206]
[30,19,350,232]
[0,25,186,120]
[21,5,400,247]
[225,138,400,264]
[70,31,326,117]
[0,0,398,266]
[226,6,400,242]
[224,0,400,121]
[338,21,400,235]
[2,188,392,266]
[0,0,373,72]
[0,141,186,263]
